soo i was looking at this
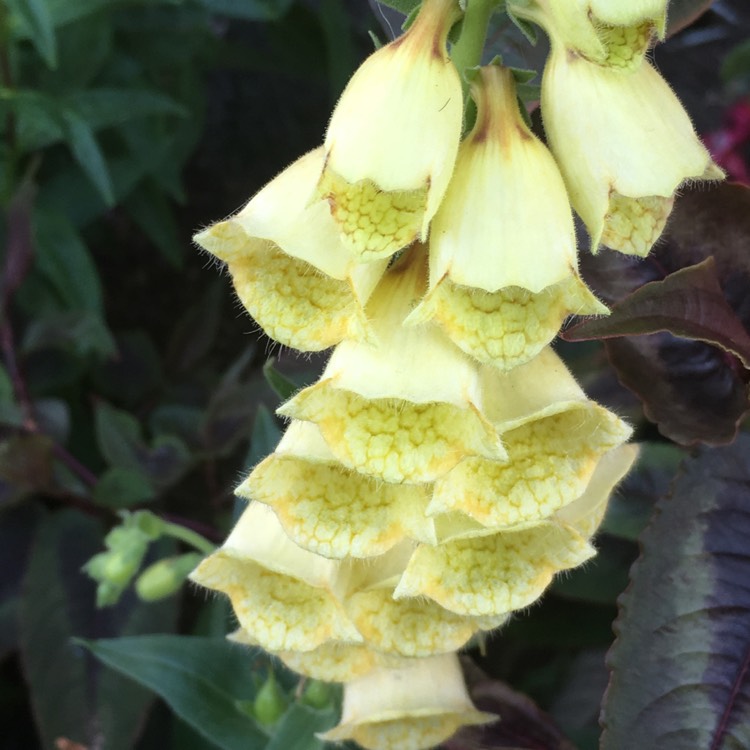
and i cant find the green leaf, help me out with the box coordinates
[19,510,178,750]
[11,0,57,67]
[601,437,750,749]
[551,538,635,606]
[124,179,184,268]
[245,404,282,468]
[263,359,298,401]
[265,702,337,750]
[666,0,716,36]
[94,402,191,490]
[44,0,118,26]
[69,87,187,129]
[61,109,115,206]
[95,401,143,469]
[79,635,270,750]
[199,0,294,21]
[22,311,116,359]
[722,39,750,84]
[33,208,104,312]
[93,467,157,509]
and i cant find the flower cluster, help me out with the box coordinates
[190,1,718,748]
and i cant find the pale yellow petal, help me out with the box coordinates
[278,250,505,483]
[411,65,605,369]
[240,421,436,559]
[320,0,462,261]
[230,629,384,683]
[320,654,496,750]
[189,503,360,652]
[394,524,595,617]
[194,148,387,350]
[542,46,722,256]
[409,275,606,371]
[429,401,631,528]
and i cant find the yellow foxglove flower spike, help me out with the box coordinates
[542,43,723,257]
[427,347,632,529]
[407,64,606,371]
[229,628,390,683]
[238,420,437,559]
[193,148,388,351]
[319,653,496,750]
[317,0,463,262]
[394,444,638,617]
[340,542,507,658]
[278,248,506,484]
[189,502,361,653]
[508,0,667,72]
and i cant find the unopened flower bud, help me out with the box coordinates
[318,0,463,261]
[135,553,203,602]
[253,672,288,726]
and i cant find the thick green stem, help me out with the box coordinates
[162,521,216,555]
[450,0,498,98]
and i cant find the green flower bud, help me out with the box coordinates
[301,680,332,710]
[135,553,203,602]
[253,673,288,727]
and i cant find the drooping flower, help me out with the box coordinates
[508,0,667,72]
[320,653,496,750]
[340,542,506,658]
[194,148,387,350]
[278,248,506,484]
[394,445,638,617]
[407,64,606,370]
[427,347,632,528]
[239,419,437,559]
[189,502,361,653]
[229,628,389,683]
[542,43,723,257]
[317,0,463,262]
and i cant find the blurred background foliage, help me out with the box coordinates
[1,0,750,748]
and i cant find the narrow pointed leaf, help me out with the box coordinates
[601,437,750,749]
[62,110,115,206]
[78,635,269,750]
[13,0,57,67]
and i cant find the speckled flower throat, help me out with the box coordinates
[190,0,721,747]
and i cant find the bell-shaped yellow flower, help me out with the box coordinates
[340,542,506,658]
[278,249,506,484]
[427,348,632,528]
[194,148,387,350]
[508,0,667,72]
[408,65,606,371]
[238,420,437,559]
[189,502,361,652]
[319,653,496,750]
[317,0,463,262]
[229,628,388,683]
[395,445,638,617]
[542,43,722,257]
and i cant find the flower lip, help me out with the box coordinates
[318,0,463,260]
